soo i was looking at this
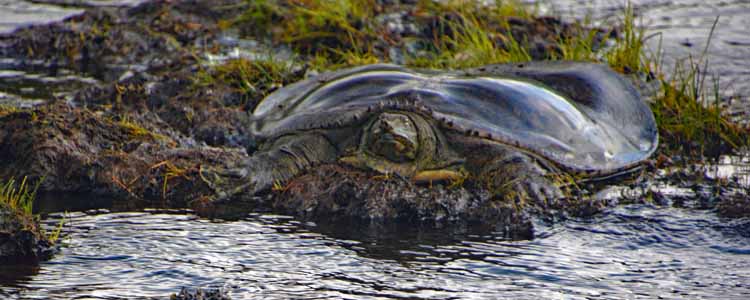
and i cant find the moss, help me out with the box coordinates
[117,115,167,141]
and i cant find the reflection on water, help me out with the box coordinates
[0,206,748,299]
[0,1,81,35]
[0,0,148,35]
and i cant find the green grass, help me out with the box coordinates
[232,0,379,66]
[551,16,609,62]
[0,177,39,217]
[1,177,65,244]
[641,16,749,156]
[550,5,749,156]
[195,57,295,95]
[651,55,750,156]
[605,4,647,73]
[406,0,533,68]
[406,12,531,69]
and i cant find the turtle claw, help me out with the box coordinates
[482,153,563,207]
[200,132,338,202]
[515,174,564,208]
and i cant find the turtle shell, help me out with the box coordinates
[250,62,658,173]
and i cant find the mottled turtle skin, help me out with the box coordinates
[209,61,658,202]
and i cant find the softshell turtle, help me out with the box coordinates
[207,61,657,203]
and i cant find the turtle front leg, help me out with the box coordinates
[202,132,338,201]
[479,152,564,208]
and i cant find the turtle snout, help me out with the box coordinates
[367,113,418,162]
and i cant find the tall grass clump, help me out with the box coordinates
[407,0,532,69]
[0,177,40,217]
[653,63,749,156]
[194,57,296,97]
[232,0,379,67]
[646,17,750,156]
[605,4,647,73]
[1,177,66,244]
[594,6,749,156]
[552,15,609,62]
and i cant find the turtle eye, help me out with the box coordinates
[366,113,418,162]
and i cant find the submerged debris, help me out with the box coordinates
[170,287,231,300]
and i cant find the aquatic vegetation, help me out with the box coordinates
[47,214,66,243]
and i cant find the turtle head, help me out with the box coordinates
[366,113,418,163]
[341,111,465,183]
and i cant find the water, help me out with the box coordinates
[0,207,748,299]
[1,1,750,299]
[0,0,143,106]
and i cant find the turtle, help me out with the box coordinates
[206,61,658,206]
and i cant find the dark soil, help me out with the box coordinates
[0,206,54,264]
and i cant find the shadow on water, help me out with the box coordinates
[304,218,524,262]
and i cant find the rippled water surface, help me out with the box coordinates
[0,207,748,299]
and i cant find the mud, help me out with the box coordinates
[0,206,54,264]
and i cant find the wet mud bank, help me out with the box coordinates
[0,0,748,259]
[0,205,55,264]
